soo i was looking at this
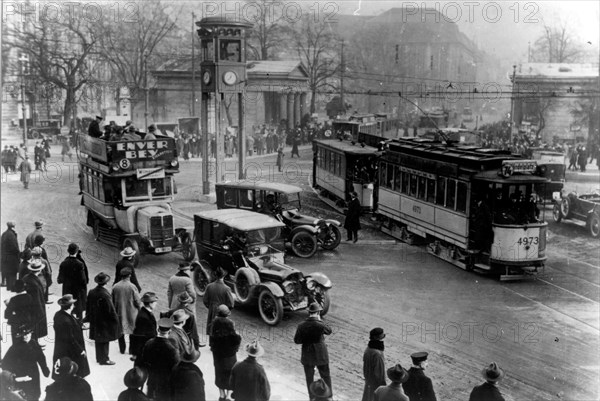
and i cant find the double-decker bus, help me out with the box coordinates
[78,134,193,259]
[377,137,548,280]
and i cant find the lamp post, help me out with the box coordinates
[18,55,28,151]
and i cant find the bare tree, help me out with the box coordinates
[531,18,583,63]
[245,0,288,60]
[288,15,340,114]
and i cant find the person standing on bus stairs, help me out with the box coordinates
[113,267,141,355]
[52,295,91,380]
[294,302,333,398]
[115,247,142,292]
[468,362,506,401]
[362,328,387,401]
[84,272,121,365]
[578,146,588,172]
[130,292,158,361]
[403,352,437,401]
[167,263,196,310]
[58,243,88,320]
[344,191,362,243]
[88,115,103,138]
[203,266,234,335]
[18,154,34,189]
[276,147,285,172]
[1,221,20,291]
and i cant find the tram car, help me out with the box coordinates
[377,138,548,280]
[332,113,402,141]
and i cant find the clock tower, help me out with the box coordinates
[196,16,253,193]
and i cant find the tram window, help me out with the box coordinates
[456,181,468,213]
[401,171,409,194]
[387,163,394,189]
[239,189,254,209]
[436,177,446,206]
[394,166,402,191]
[409,174,417,197]
[446,179,456,210]
[98,178,105,202]
[201,220,211,242]
[380,163,387,188]
[426,178,436,203]
[335,153,341,176]
[417,176,426,199]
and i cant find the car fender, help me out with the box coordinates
[192,260,214,282]
[257,281,285,298]
[324,219,341,227]
[290,225,318,236]
[305,272,333,289]
[235,267,260,285]
[175,226,195,240]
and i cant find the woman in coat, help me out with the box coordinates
[210,305,242,401]
[2,328,50,401]
[52,294,90,379]
[1,221,20,291]
[344,191,362,243]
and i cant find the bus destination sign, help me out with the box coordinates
[114,140,174,160]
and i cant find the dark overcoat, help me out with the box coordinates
[117,389,151,401]
[344,197,362,230]
[4,292,34,330]
[170,361,206,401]
[115,258,142,292]
[203,280,234,334]
[52,310,90,379]
[2,340,50,401]
[57,256,88,315]
[22,272,48,338]
[163,305,200,349]
[1,228,20,276]
[136,337,180,400]
[230,357,271,401]
[130,307,157,357]
[168,326,194,357]
[85,285,122,342]
[293,317,332,366]
[44,375,93,401]
[468,382,505,401]
[403,367,437,401]
[362,345,386,401]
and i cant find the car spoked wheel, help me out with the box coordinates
[181,233,196,261]
[588,213,600,238]
[258,289,283,325]
[552,203,563,223]
[291,231,318,258]
[320,225,341,250]
[193,267,210,297]
[314,288,331,316]
[234,269,254,305]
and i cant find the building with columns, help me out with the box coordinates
[148,59,310,131]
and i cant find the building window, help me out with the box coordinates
[430,55,434,70]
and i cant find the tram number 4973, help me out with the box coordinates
[517,237,539,246]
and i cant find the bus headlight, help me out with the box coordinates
[171,160,179,167]
[111,163,119,171]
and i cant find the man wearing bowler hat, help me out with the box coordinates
[88,115,103,138]
[230,341,271,401]
[374,364,410,401]
[167,262,196,310]
[294,301,333,398]
[130,292,159,360]
[403,351,437,401]
[84,272,121,365]
[136,317,180,400]
[118,367,150,401]
[52,294,90,379]
[468,362,506,401]
[362,327,387,401]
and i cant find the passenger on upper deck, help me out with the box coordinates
[88,115,103,138]
[145,125,157,140]
[122,125,142,141]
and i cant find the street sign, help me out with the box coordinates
[60,126,70,135]
[137,168,165,180]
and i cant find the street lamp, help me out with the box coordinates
[18,54,29,151]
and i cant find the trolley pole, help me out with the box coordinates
[191,12,196,116]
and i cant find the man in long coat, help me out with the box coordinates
[168,309,194,357]
[230,341,271,401]
[1,221,20,291]
[57,243,88,319]
[294,302,333,398]
[203,267,234,335]
[52,294,90,379]
[344,191,362,242]
[22,260,48,340]
[115,247,142,292]
[25,221,44,253]
[4,279,34,342]
[137,318,180,400]
[113,267,141,354]
[403,352,437,401]
[162,291,202,349]
[18,154,34,189]
[167,263,196,310]
[29,244,52,303]
[130,292,158,359]
[84,272,121,365]
[362,328,387,401]
[170,349,206,401]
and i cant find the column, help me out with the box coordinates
[287,92,294,129]
[294,93,301,127]
[300,92,307,121]
[264,91,271,125]
[279,92,287,125]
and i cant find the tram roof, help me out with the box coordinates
[313,139,380,155]
[387,138,513,164]
[473,169,549,183]
[194,209,285,231]
[216,181,302,194]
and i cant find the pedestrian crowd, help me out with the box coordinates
[2,218,509,401]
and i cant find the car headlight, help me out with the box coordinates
[306,279,316,290]
[313,219,320,225]
[283,281,295,293]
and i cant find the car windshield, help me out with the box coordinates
[278,192,301,210]
[246,227,282,245]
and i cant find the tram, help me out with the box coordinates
[377,137,548,280]
[332,113,402,141]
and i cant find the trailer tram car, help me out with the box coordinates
[377,138,549,280]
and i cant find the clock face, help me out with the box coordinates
[223,71,237,85]
[202,71,211,85]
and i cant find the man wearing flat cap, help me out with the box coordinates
[130,292,159,360]
[84,272,121,365]
[1,220,20,291]
[362,327,387,401]
[167,262,196,311]
[136,317,180,400]
[88,115,103,138]
[403,351,437,401]
[25,221,44,249]
[468,362,506,401]
[374,364,410,401]
[52,294,90,380]
[113,267,142,355]
[58,243,88,320]
[294,301,333,398]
